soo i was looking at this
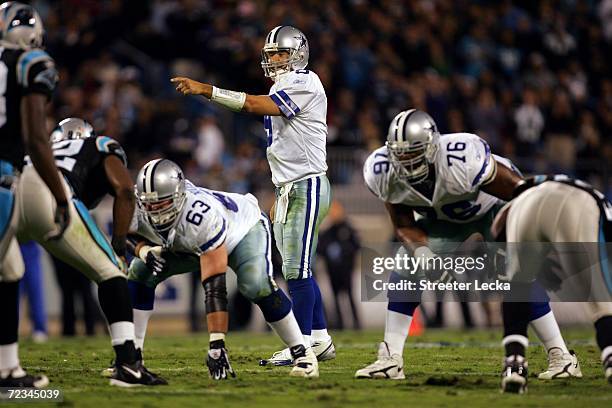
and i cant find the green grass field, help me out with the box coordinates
[11,327,611,408]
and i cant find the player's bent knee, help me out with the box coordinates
[255,290,292,323]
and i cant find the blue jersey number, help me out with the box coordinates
[264,115,273,147]
[441,200,481,221]
[212,192,238,212]
[186,200,210,226]
[446,142,466,167]
[372,152,390,174]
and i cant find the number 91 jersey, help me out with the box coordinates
[364,133,508,223]
[132,180,262,256]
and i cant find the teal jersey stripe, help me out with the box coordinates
[73,198,119,267]
[599,219,612,295]
[96,136,114,153]
[19,49,49,85]
[0,188,15,239]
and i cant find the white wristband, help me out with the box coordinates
[211,86,246,112]
[138,245,162,261]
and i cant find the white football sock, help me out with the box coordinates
[0,343,19,373]
[530,311,569,354]
[384,310,412,357]
[134,309,153,351]
[312,329,331,343]
[303,334,312,348]
[601,346,612,363]
[268,311,305,349]
[108,321,135,346]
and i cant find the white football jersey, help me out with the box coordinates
[265,69,328,187]
[363,133,515,223]
[131,181,261,256]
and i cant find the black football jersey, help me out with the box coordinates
[49,136,128,209]
[0,46,58,169]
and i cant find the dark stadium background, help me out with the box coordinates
[17,0,612,334]
[35,0,611,196]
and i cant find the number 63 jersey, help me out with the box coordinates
[364,133,514,223]
[131,180,262,256]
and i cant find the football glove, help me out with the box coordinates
[206,342,236,380]
[138,245,166,276]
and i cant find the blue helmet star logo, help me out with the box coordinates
[294,35,306,49]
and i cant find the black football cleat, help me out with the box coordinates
[501,355,528,394]
[0,367,49,388]
[110,360,167,387]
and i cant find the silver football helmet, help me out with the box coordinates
[135,159,186,233]
[0,2,44,50]
[261,25,309,80]
[50,118,95,143]
[386,109,440,184]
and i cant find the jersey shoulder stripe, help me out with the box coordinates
[95,136,127,165]
[199,218,226,252]
[270,91,300,118]
[16,49,52,87]
[471,139,492,186]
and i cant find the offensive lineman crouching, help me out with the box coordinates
[125,159,318,379]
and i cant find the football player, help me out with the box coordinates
[126,159,318,379]
[171,26,334,366]
[492,175,612,393]
[355,109,580,380]
[0,1,66,388]
[20,117,166,387]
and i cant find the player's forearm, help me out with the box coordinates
[21,96,68,205]
[395,226,429,252]
[111,189,135,256]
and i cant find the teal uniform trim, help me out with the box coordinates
[72,198,119,267]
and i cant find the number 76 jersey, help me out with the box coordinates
[131,180,262,256]
[363,133,507,223]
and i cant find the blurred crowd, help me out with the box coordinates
[33,0,611,195]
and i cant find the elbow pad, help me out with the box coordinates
[202,274,228,313]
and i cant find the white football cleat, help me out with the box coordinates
[603,355,612,384]
[354,342,405,379]
[312,337,336,362]
[538,348,582,380]
[290,348,319,378]
[265,337,335,366]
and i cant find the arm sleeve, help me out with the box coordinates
[269,72,317,119]
[16,49,58,98]
[96,136,128,166]
[190,207,227,256]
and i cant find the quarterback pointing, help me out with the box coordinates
[355,109,579,380]
[171,26,334,366]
